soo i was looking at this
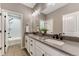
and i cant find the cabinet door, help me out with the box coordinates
[35,46,45,56]
[0,50,1,56]
[25,36,30,53]
[63,13,77,36]
[36,40,69,56]
[0,33,1,48]
[29,38,35,56]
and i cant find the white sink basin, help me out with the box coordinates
[45,39,64,46]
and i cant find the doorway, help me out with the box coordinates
[2,10,23,54]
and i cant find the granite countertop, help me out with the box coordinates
[25,33,79,56]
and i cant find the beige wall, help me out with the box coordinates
[0,3,1,8]
[1,3,33,47]
[47,3,79,34]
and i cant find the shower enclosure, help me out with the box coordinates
[8,14,21,40]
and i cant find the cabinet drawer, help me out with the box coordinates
[35,46,45,56]
[36,40,68,56]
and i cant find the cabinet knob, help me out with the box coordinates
[30,52,33,55]
[42,54,44,56]
[31,40,33,42]
[31,44,33,46]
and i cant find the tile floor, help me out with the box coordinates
[4,44,29,56]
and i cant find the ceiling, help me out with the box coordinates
[41,3,68,14]
[22,3,68,14]
[22,3,36,8]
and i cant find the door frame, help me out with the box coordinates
[1,9,23,55]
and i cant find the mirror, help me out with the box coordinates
[39,20,45,30]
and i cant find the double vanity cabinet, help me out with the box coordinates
[25,34,69,56]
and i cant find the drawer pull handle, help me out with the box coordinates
[0,47,2,50]
[42,54,44,56]
[0,31,2,32]
[26,40,27,42]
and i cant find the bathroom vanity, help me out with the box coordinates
[24,33,78,56]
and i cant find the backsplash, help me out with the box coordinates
[63,36,79,42]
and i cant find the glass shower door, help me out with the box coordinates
[8,14,21,40]
[8,15,14,39]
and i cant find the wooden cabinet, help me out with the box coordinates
[35,40,68,56]
[25,36,36,56]
[25,36,30,53]
[29,38,36,56]
[35,46,45,56]
[25,35,69,56]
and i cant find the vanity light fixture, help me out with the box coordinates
[32,9,40,16]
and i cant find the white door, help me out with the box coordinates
[0,9,6,55]
[1,11,9,53]
[5,12,9,53]
[0,8,2,55]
